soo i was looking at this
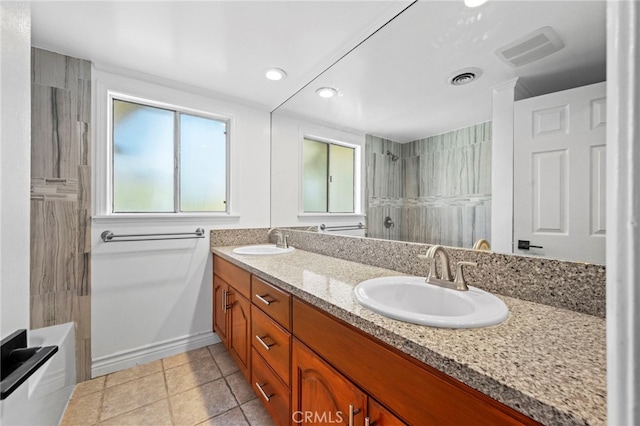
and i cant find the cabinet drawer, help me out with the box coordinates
[213,256,250,298]
[251,305,291,387]
[251,276,291,330]
[252,348,291,426]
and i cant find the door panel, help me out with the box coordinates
[513,82,606,264]
[229,291,251,380]
[292,340,366,426]
[212,275,228,345]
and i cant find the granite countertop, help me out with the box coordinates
[212,246,606,426]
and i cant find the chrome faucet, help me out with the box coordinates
[420,245,477,291]
[267,228,289,249]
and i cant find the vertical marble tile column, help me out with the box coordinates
[30,48,92,382]
[365,135,404,239]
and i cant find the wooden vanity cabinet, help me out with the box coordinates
[212,256,251,380]
[293,298,539,426]
[213,256,539,426]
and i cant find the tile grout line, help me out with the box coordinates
[95,387,106,425]
[63,346,255,426]
[161,358,178,426]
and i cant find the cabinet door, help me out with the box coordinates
[229,290,251,381]
[292,340,366,426]
[367,399,406,426]
[213,275,229,346]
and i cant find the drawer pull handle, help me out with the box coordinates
[255,294,274,305]
[255,382,273,402]
[348,404,361,426]
[255,335,275,351]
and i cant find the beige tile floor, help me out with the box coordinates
[61,343,274,426]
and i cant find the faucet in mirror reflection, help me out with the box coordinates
[268,228,289,249]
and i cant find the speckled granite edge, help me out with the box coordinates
[265,229,606,318]
[212,248,603,426]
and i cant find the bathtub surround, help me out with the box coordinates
[366,122,492,248]
[0,323,76,425]
[212,228,605,318]
[30,48,93,382]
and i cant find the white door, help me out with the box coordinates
[513,82,606,264]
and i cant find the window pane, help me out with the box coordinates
[180,114,227,212]
[303,139,328,212]
[329,144,355,213]
[113,100,174,212]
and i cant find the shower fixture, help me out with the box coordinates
[386,150,399,161]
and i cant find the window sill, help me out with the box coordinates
[297,213,365,218]
[93,213,241,225]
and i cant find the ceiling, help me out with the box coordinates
[30,1,411,111]
[30,1,606,142]
[276,0,607,142]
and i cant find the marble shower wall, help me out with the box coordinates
[366,122,492,248]
[30,48,92,381]
[365,135,403,241]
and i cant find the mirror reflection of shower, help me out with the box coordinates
[386,150,399,161]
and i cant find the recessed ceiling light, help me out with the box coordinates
[447,67,483,86]
[464,0,488,7]
[264,68,287,81]
[316,87,338,98]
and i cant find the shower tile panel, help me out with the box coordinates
[31,85,79,179]
[366,122,492,249]
[30,48,92,382]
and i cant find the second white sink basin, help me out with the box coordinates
[232,244,295,255]
[354,276,508,329]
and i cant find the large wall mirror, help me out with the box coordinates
[270,0,606,264]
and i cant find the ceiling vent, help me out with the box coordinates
[447,67,483,86]
[495,26,564,67]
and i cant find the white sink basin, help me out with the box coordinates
[232,244,295,255]
[354,276,508,329]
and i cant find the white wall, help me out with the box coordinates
[91,69,271,376]
[0,2,31,338]
[271,113,366,231]
[490,79,517,254]
[606,0,640,423]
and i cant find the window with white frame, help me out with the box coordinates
[302,137,355,213]
[111,98,228,213]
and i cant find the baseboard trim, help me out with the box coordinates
[91,331,220,378]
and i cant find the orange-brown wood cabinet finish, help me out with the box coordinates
[292,339,367,426]
[212,256,251,381]
[213,256,540,426]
